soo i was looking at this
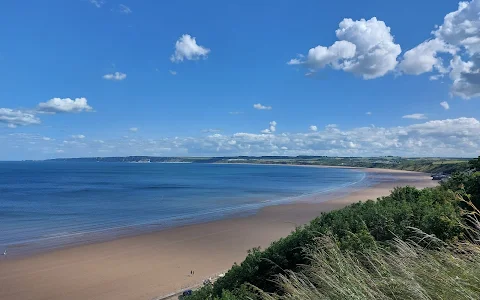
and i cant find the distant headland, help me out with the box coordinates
[43,156,471,174]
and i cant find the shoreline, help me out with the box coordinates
[1,165,369,260]
[0,168,437,300]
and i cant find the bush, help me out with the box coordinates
[188,185,463,299]
[442,172,480,210]
[262,234,480,300]
[262,196,480,300]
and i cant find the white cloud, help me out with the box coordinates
[119,4,132,14]
[433,1,480,52]
[170,34,210,62]
[399,39,457,75]
[42,137,53,141]
[4,117,480,158]
[169,70,177,75]
[429,74,444,81]
[71,135,86,139]
[253,103,272,110]
[449,55,480,99]
[440,101,450,110]
[402,113,427,120]
[289,17,401,79]
[401,0,480,99]
[288,40,356,69]
[103,72,127,81]
[261,121,277,133]
[0,108,41,127]
[229,111,243,115]
[89,0,104,8]
[37,97,93,113]
[1,98,93,128]
[129,127,139,132]
[309,125,318,132]
[366,111,372,115]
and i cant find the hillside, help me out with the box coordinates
[185,156,480,299]
[45,156,470,175]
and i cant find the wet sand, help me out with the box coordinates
[0,168,437,300]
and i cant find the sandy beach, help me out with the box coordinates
[0,168,437,300]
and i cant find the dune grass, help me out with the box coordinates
[186,157,480,299]
[261,198,480,300]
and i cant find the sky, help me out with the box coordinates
[1,0,480,160]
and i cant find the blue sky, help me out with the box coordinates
[1,0,480,160]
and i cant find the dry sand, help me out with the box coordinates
[0,168,437,300]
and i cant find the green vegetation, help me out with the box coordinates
[263,227,480,300]
[441,156,480,208]
[216,156,470,174]
[47,156,471,175]
[185,156,480,300]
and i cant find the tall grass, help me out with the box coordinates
[261,196,480,300]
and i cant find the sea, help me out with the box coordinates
[0,162,373,257]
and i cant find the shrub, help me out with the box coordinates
[261,234,480,300]
[189,186,463,299]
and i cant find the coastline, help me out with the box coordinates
[0,168,437,300]
[1,164,369,259]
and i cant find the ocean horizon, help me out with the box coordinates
[0,162,371,256]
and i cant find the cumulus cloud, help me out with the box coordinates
[170,34,210,62]
[169,70,177,75]
[0,108,40,127]
[33,118,480,157]
[119,4,132,14]
[434,1,480,51]
[440,101,450,110]
[4,117,480,158]
[261,121,277,133]
[253,103,272,110]
[399,39,457,75]
[289,17,401,79]
[1,98,93,128]
[37,97,93,114]
[309,125,318,131]
[103,72,127,81]
[401,0,480,99]
[71,135,86,139]
[449,55,480,98]
[402,113,427,120]
[129,127,139,132]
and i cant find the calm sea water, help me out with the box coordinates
[0,162,369,256]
